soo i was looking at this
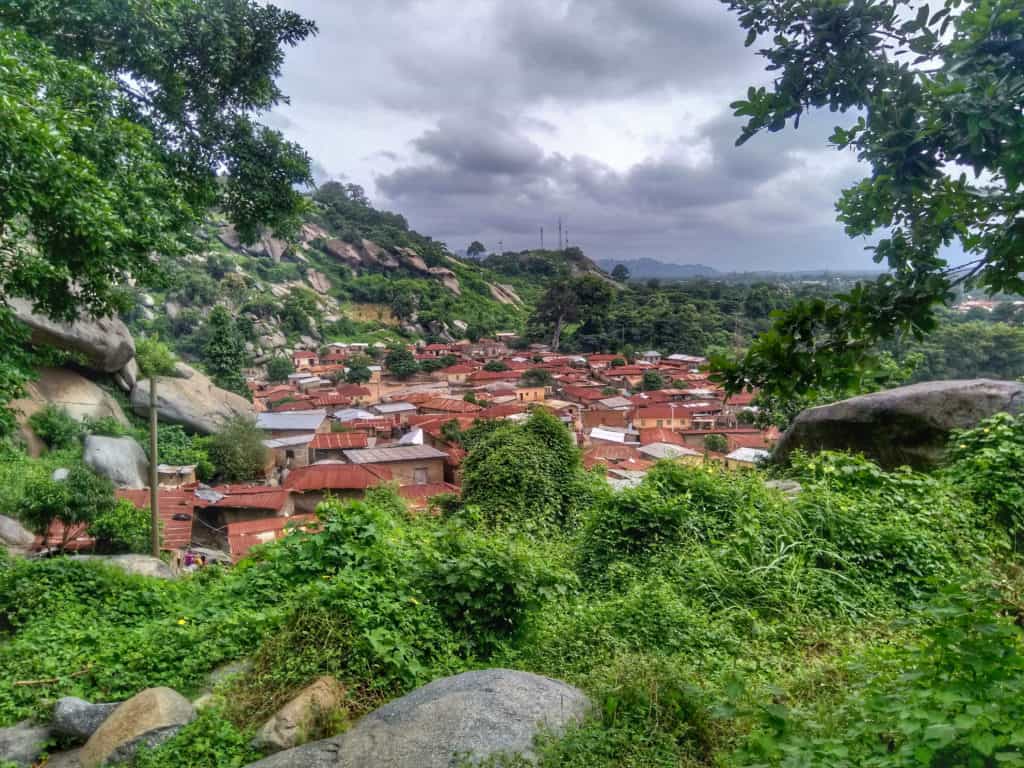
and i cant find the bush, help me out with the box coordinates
[944,413,1024,536]
[133,706,259,768]
[156,424,214,480]
[88,497,151,553]
[461,409,586,530]
[17,464,115,548]
[417,522,572,654]
[27,405,81,450]
[265,356,294,383]
[207,417,267,482]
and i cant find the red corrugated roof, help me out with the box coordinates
[347,418,394,432]
[421,397,483,413]
[115,489,195,550]
[310,432,369,450]
[284,463,393,492]
[477,403,530,419]
[226,514,318,561]
[292,350,318,358]
[639,427,686,446]
[336,384,372,397]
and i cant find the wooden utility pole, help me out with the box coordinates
[149,378,159,558]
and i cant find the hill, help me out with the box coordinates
[596,257,719,281]
[124,182,532,364]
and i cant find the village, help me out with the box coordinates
[52,336,775,566]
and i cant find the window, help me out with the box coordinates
[413,467,428,485]
[656,419,663,428]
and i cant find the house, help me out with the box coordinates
[115,489,197,553]
[372,401,418,425]
[663,353,707,370]
[420,342,457,358]
[292,349,319,370]
[225,514,318,562]
[433,362,479,385]
[342,445,449,485]
[589,426,638,446]
[466,369,519,385]
[336,384,373,405]
[639,427,686,447]
[725,447,770,469]
[602,365,650,388]
[582,408,630,430]
[263,433,316,474]
[561,385,607,405]
[256,410,330,438]
[157,464,197,487]
[641,350,662,364]
[284,463,393,513]
[192,485,295,541]
[310,392,352,413]
[309,431,369,462]
[586,354,622,371]
[596,396,633,411]
[515,385,546,403]
[420,397,483,416]
[632,404,694,431]
[638,442,703,465]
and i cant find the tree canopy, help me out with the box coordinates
[714,0,1024,407]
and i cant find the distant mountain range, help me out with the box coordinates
[596,258,719,280]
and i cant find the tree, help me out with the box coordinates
[611,264,630,282]
[345,365,372,384]
[704,434,729,454]
[532,275,615,351]
[0,5,313,320]
[461,409,584,529]
[0,3,314,426]
[266,356,294,383]
[467,241,487,258]
[715,0,1024,408]
[202,306,249,397]
[642,370,665,392]
[207,417,268,483]
[483,360,509,372]
[385,347,419,380]
[519,368,554,388]
[19,465,115,551]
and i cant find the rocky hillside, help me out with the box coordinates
[125,182,532,366]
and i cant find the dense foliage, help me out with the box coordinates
[1,414,1023,766]
[206,417,268,483]
[716,0,1024,405]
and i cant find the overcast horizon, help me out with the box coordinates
[265,0,879,272]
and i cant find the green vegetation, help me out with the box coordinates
[206,417,268,483]
[0,0,315,428]
[1,413,1022,767]
[716,0,1024,405]
[385,346,419,380]
[202,307,250,399]
[266,356,294,383]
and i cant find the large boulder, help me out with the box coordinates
[13,367,129,426]
[255,677,347,753]
[244,669,590,768]
[0,721,53,768]
[131,363,252,435]
[10,298,134,373]
[79,687,195,768]
[773,379,1024,469]
[83,435,149,489]
[0,514,34,548]
[53,697,120,742]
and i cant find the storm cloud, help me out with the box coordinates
[269,0,875,271]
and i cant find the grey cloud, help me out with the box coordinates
[376,109,865,270]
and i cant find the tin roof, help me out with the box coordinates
[256,410,328,431]
[343,445,449,464]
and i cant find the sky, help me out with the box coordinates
[265,0,878,272]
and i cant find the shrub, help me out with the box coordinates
[17,464,115,548]
[27,405,81,450]
[133,706,260,768]
[88,497,151,553]
[944,413,1024,536]
[265,356,294,383]
[417,522,572,654]
[207,417,267,482]
[461,409,585,530]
